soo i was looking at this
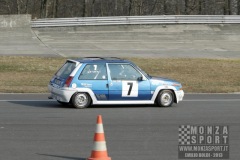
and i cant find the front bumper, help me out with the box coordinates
[48,85,75,102]
[175,90,184,103]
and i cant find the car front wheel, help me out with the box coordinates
[72,92,91,109]
[157,90,174,107]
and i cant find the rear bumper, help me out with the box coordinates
[175,90,184,103]
[48,85,75,103]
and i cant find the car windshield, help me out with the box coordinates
[135,65,151,78]
[56,61,76,79]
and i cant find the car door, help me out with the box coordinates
[107,63,151,100]
[78,63,109,100]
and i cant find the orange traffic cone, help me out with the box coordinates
[88,115,111,160]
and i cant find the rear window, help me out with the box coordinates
[56,61,76,79]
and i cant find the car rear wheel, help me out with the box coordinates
[157,90,174,107]
[72,92,91,109]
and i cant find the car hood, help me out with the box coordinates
[150,76,181,85]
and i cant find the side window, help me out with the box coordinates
[108,64,142,80]
[79,64,107,80]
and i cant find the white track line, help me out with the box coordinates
[0,100,54,102]
[0,99,239,102]
[184,99,240,102]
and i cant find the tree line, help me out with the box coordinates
[1,0,240,19]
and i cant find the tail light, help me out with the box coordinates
[64,76,73,87]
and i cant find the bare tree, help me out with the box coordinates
[175,0,180,14]
[128,0,132,15]
[52,0,58,18]
[16,0,21,14]
[1,0,240,18]
[163,0,167,14]
[184,0,188,14]
[238,0,240,15]
[224,0,231,15]
[82,0,86,17]
[40,0,47,18]
[91,0,95,16]
[230,0,238,15]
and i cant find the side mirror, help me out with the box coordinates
[137,77,143,81]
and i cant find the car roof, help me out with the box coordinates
[73,57,133,64]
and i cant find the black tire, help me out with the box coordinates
[72,92,91,109]
[157,90,174,107]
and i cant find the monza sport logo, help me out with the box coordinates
[178,125,229,159]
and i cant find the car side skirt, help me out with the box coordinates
[93,100,154,105]
[74,87,182,105]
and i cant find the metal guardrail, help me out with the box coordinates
[31,15,240,28]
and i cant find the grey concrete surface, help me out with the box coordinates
[1,15,240,58]
[32,24,240,58]
[0,15,57,56]
[0,93,239,160]
[0,15,30,28]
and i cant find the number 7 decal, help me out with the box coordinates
[127,82,133,95]
[122,81,138,97]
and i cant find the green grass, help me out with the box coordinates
[0,56,239,93]
[130,58,240,93]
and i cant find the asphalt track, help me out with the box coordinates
[0,93,239,160]
[1,15,240,160]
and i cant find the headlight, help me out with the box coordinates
[172,83,183,90]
